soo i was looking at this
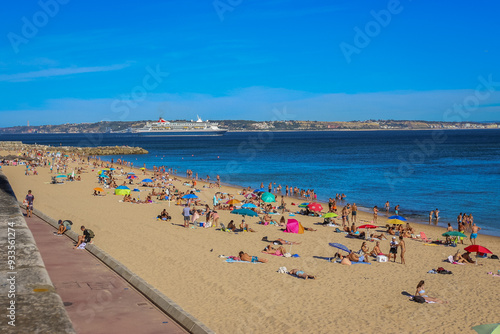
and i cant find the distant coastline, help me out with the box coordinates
[1,119,499,135]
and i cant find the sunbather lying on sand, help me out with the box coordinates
[262,236,301,245]
[239,251,268,263]
[453,251,469,264]
[262,245,288,256]
[240,220,256,232]
[370,233,387,240]
[289,269,316,279]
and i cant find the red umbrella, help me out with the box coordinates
[308,203,323,212]
[358,224,378,229]
[464,245,492,254]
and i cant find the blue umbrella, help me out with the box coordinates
[127,172,135,174]
[388,215,407,221]
[141,178,153,183]
[253,188,265,193]
[109,168,115,171]
[241,203,257,208]
[100,175,109,178]
[116,185,130,190]
[182,194,199,199]
[55,174,66,178]
[231,208,258,217]
[329,243,350,253]
[298,202,309,208]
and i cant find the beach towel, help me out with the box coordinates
[351,261,371,265]
[225,258,262,263]
[447,255,465,265]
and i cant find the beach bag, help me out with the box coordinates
[413,296,426,303]
[491,254,499,259]
[87,229,95,238]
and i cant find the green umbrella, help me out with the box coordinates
[261,192,275,203]
[472,323,500,334]
[442,231,467,238]
[323,212,338,218]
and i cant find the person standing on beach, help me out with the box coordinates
[373,206,378,224]
[385,201,390,215]
[25,190,34,217]
[470,223,481,245]
[268,182,272,193]
[457,213,462,229]
[399,236,406,265]
[388,237,398,262]
[429,211,434,224]
[182,204,191,228]
[394,205,400,216]
[351,203,358,223]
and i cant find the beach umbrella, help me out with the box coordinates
[116,185,130,190]
[472,323,500,334]
[359,224,378,229]
[323,212,338,218]
[127,172,135,174]
[102,168,110,171]
[386,219,405,225]
[241,203,257,208]
[127,175,137,179]
[442,231,467,238]
[109,168,115,171]
[140,167,146,170]
[464,245,492,254]
[55,174,66,178]
[231,208,258,217]
[226,199,241,205]
[329,242,350,253]
[308,203,323,212]
[388,215,407,221]
[253,188,265,193]
[93,187,104,192]
[132,188,141,192]
[244,193,257,198]
[141,178,153,183]
[182,194,198,199]
[261,192,275,203]
[100,174,109,178]
[298,203,309,208]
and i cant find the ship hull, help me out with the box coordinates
[135,129,227,136]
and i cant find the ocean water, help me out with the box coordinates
[2,129,500,236]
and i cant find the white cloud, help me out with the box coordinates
[0,63,131,82]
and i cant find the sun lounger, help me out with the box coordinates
[420,232,431,243]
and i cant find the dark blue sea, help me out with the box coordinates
[2,130,500,236]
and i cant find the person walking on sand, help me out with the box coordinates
[470,223,481,245]
[399,235,406,264]
[25,190,34,217]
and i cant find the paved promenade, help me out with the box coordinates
[25,213,188,334]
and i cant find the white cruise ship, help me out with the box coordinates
[133,116,228,136]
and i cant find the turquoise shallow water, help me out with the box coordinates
[2,129,500,236]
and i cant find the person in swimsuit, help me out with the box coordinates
[262,245,288,256]
[369,241,384,257]
[399,235,406,265]
[415,280,447,304]
[373,206,378,224]
[394,205,400,215]
[470,223,481,245]
[351,203,358,223]
[239,251,267,263]
[385,201,390,215]
[289,269,316,279]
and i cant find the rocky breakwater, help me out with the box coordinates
[0,141,148,156]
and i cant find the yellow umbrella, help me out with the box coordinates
[94,187,104,192]
[102,168,110,171]
[140,167,146,170]
[226,199,241,205]
[387,219,405,225]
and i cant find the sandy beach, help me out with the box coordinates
[2,150,499,334]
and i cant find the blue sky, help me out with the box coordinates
[1,0,499,126]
